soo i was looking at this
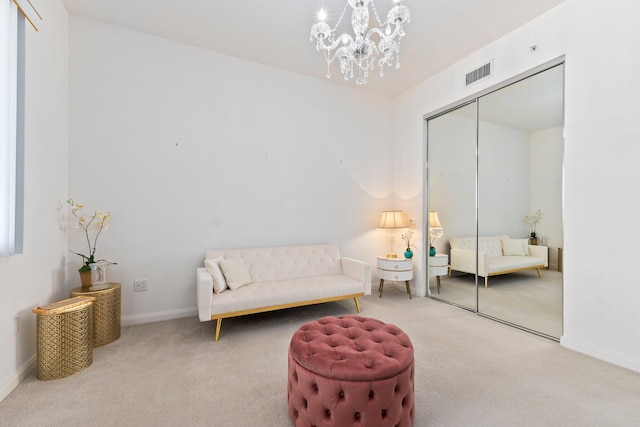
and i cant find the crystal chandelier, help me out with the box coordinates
[310,0,410,85]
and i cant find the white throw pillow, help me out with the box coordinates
[521,239,531,256]
[204,256,228,293]
[219,257,252,290]
[502,239,526,256]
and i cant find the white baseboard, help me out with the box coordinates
[0,355,36,403]
[561,336,640,373]
[121,307,197,326]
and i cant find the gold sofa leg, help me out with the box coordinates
[354,297,361,313]
[484,276,488,288]
[214,318,222,341]
[536,268,542,278]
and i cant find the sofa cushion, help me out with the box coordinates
[450,235,509,257]
[219,257,252,290]
[204,256,228,294]
[479,236,507,257]
[501,239,527,256]
[487,256,545,273]
[210,275,363,315]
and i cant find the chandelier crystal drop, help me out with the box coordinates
[310,0,410,85]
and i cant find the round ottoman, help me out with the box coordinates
[288,316,414,427]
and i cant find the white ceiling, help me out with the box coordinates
[61,0,567,97]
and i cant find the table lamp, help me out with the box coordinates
[378,211,408,258]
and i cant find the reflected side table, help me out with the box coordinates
[558,247,563,272]
[429,254,449,294]
[70,283,121,347]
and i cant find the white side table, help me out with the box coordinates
[429,254,448,294]
[377,256,413,299]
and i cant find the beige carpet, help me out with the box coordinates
[430,270,563,338]
[1,286,639,426]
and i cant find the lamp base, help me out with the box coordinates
[385,253,398,259]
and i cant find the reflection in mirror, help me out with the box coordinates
[427,102,477,310]
[425,63,564,340]
[477,64,563,339]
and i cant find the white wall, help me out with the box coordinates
[394,0,640,371]
[0,0,69,401]
[68,17,394,324]
[530,126,563,268]
[478,121,531,237]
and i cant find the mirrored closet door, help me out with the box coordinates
[426,101,478,311]
[426,62,564,340]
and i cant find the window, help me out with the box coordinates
[1,0,39,256]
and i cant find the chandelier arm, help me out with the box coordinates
[366,24,401,42]
[316,37,343,53]
[337,34,354,46]
[321,44,343,66]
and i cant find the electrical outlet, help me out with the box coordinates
[13,315,20,335]
[133,279,148,292]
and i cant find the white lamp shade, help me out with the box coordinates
[377,211,408,229]
[428,211,442,228]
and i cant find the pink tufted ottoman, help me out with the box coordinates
[288,316,414,426]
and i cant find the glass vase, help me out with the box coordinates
[89,261,110,289]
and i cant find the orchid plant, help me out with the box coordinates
[401,219,415,250]
[523,209,543,238]
[67,199,113,272]
[429,228,444,249]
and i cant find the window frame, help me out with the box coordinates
[0,0,25,256]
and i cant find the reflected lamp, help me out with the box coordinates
[428,211,444,250]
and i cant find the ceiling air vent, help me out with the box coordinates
[465,60,493,87]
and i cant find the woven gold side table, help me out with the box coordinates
[33,296,96,380]
[70,283,121,347]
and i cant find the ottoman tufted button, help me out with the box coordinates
[354,412,361,420]
[339,391,345,398]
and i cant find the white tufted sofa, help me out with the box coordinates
[449,235,548,288]
[196,244,371,341]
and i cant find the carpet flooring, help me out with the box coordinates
[430,270,562,338]
[1,286,639,426]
